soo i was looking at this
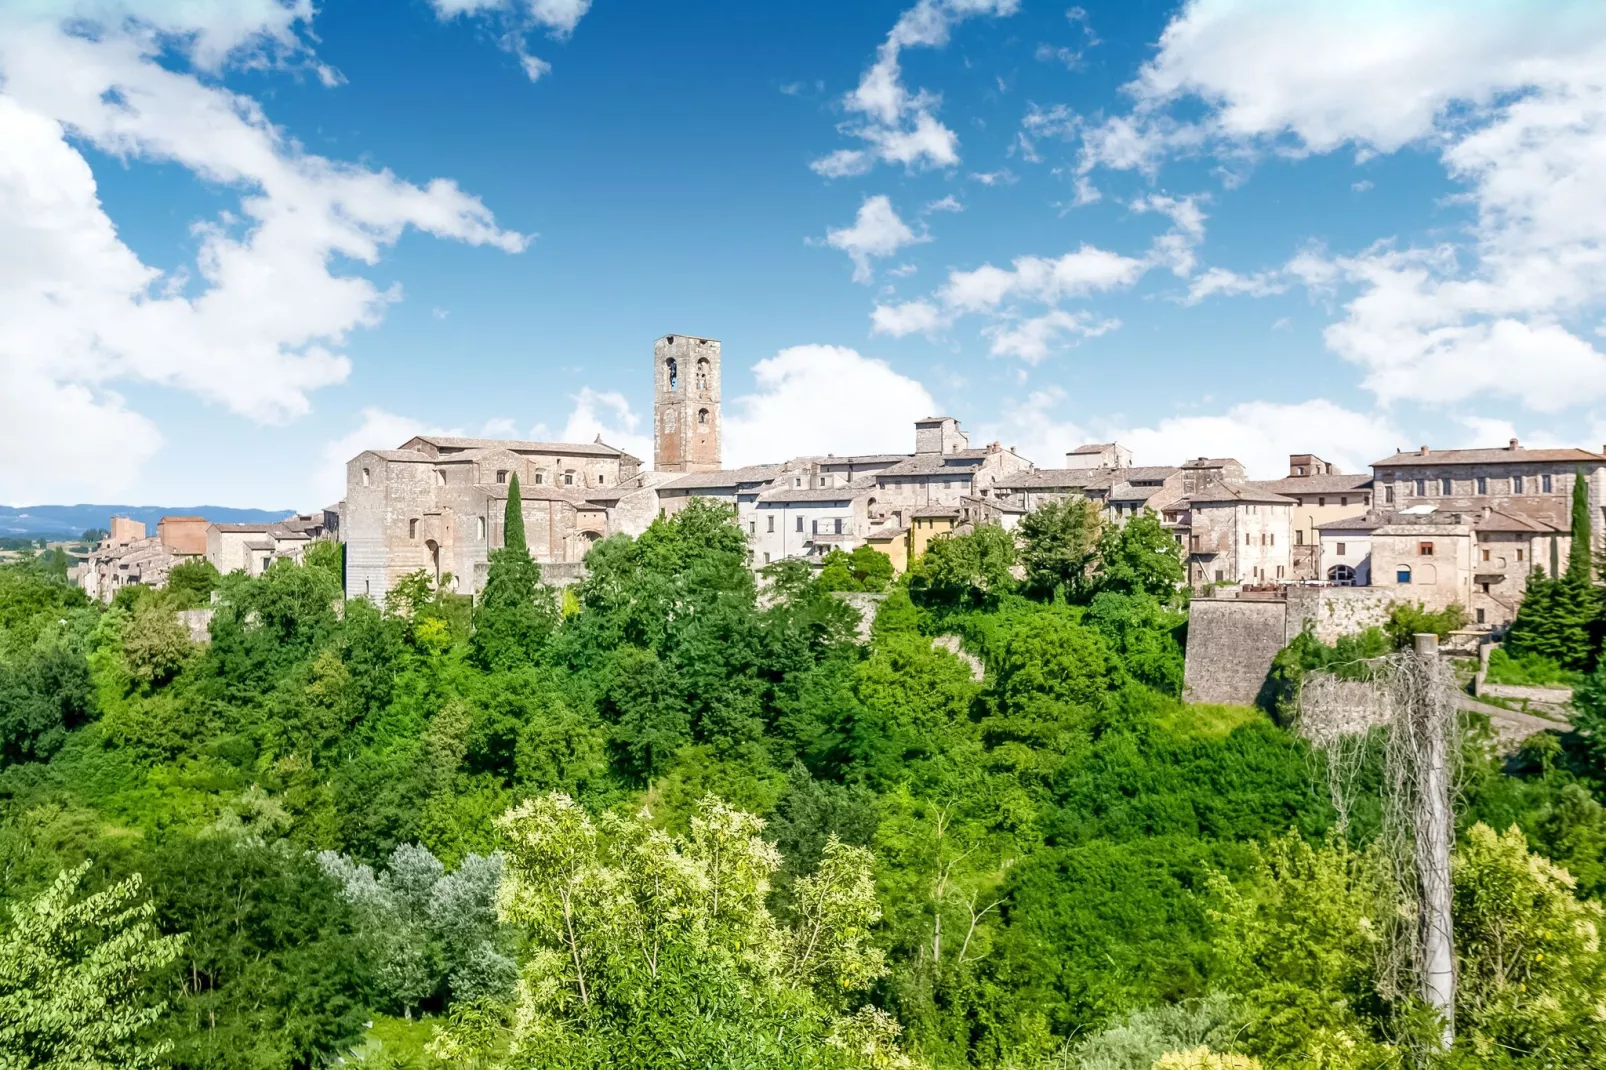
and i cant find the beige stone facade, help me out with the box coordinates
[654,335,722,473]
[342,434,654,603]
[1246,455,1374,578]
[1179,482,1296,587]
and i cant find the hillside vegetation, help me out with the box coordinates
[3,499,1606,1069]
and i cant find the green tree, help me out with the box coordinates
[1383,600,1466,649]
[442,793,910,1069]
[1019,496,1103,602]
[1568,466,1593,584]
[303,538,345,588]
[121,603,193,689]
[1095,511,1185,600]
[907,525,1016,611]
[818,546,895,594]
[473,474,555,670]
[0,863,185,1070]
[165,558,221,609]
[504,473,527,553]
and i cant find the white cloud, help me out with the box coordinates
[430,0,593,80]
[823,195,928,283]
[941,246,1148,312]
[0,3,523,505]
[812,0,1019,176]
[553,387,653,464]
[924,195,964,213]
[723,345,938,466]
[316,408,455,508]
[1184,266,1287,304]
[1033,6,1100,70]
[984,310,1119,363]
[968,169,1018,186]
[1085,0,1606,414]
[871,299,950,337]
[1131,193,1207,275]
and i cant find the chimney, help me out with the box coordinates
[1508,438,1520,450]
[1418,445,1429,455]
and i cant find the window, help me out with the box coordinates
[666,356,678,391]
[496,470,508,484]
[764,553,771,564]
[767,516,775,533]
[796,516,804,532]
[1516,548,1525,562]
[1397,565,1412,584]
[361,468,371,487]
[409,518,419,539]
[1364,494,1371,505]
[834,518,843,535]
[1214,569,1223,583]
[1513,474,1524,493]
[477,517,486,540]
[1329,564,1356,585]
[1245,533,1251,546]
[1384,485,1394,504]
[534,472,544,485]
[1318,496,1326,507]
[1476,476,1487,494]
[695,358,710,391]
[1270,533,1275,546]
[1415,479,1426,496]
[1476,608,1486,624]
[697,408,709,429]
[1276,565,1285,578]
[1480,582,1491,594]
[1336,541,1347,556]
[749,521,755,535]
[1440,477,1452,495]
[564,471,574,486]
[1542,473,1553,493]
[1340,496,1349,507]
[1418,541,1434,556]
[1295,530,1304,546]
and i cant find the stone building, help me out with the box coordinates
[80,514,210,602]
[654,334,722,472]
[207,522,312,577]
[1371,441,1604,553]
[1064,442,1133,470]
[1179,481,1296,588]
[1368,516,1477,615]
[1245,455,1374,577]
[342,433,654,603]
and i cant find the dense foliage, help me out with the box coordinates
[1,500,1604,1069]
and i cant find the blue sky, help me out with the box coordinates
[4,0,1605,508]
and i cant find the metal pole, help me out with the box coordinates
[1413,631,1456,1048]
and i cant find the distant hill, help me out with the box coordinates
[0,505,298,539]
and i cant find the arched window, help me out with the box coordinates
[564,471,575,486]
[1396,565,1412,584]
[697,408,709,429]
[695,358,710,391]
[1328,564,1356,586]
[408,518,419,539]
[477,517,486,540]
[666,357,679,392]
[361,468,371,487]
[534,472,544,485]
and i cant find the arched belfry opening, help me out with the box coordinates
[653,335,723,473]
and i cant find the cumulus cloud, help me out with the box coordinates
[871,299,950,338]
[723,345,938,466]
[811,0,1019,176]
[430,0,593,79]
[823,195,929,283]
[317,408,457,508]
[0,3,522,505]
[552,387,653,464]
[1085,0,1606,414]
[984,310,1119,364]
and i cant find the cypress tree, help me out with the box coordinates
[504,473,527,556]
[1568,465,1593,583]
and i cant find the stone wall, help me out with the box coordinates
[832,591,887,644]
[1283,585,1395,644]
[1182,596,1289,706]
[176,608,215,644]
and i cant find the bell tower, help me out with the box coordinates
[653,335,721,472]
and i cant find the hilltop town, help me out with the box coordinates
[78,334,1606,650]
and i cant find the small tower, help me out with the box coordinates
[654,335,722,472]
